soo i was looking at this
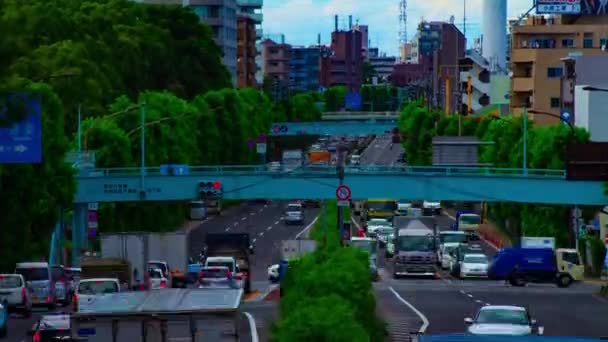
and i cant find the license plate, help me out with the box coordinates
[78,327,96,336]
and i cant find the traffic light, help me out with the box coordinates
[199,181,223,198]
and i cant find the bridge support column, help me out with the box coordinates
[72,203,87,266]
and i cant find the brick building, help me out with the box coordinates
[237,15,257,87]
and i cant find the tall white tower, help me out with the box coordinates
[481,0,507,72]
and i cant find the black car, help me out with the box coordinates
[28,313,73,341]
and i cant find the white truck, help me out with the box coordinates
[100,232,189,289]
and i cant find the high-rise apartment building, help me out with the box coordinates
[289,46,322,92]
[237,15,257,87]
[237,0,264,84]
[510,14,608,125]
[319,16,363,92]
[188,0,238,85]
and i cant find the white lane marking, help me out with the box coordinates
[295,215,320,239]
[233,222,238,227]
[243,312,259,342]
[258,209,264,213]
[252,238,257,243]
[389,286,430,333]
[250,212,255,216]
[274,220,280,225]
[241,217,247,221]
[485,303,491,306]
[459,290,466,295]
[467,294,473,298]
[264,204,268,208]
[475,299,483,304]
[267,226,272,231]
[259,232,264,237]
[225,227,230,231]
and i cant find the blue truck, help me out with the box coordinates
[487,247,584,288]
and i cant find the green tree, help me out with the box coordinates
[323,86,347,111]
[0,78,75,271]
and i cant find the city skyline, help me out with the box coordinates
[262,0,534,56]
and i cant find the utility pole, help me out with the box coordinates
[337,145,346,246]
[140,101,146,199]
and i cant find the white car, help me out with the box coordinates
[74,278,120,312]
[465,305,540,336]
[422,200,441,215]
[366,218,392,236]
[147,268,168,290]
[0,274,32,317]
[439,243,460,270]
[459,253,489,278]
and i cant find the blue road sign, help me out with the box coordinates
[345,92,362,110]
[0,93,42,163]
[561,111,572,124]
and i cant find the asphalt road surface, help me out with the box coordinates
[351,137,608,340]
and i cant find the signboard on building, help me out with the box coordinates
[535,0,582,14]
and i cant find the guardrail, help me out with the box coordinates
[77,165,567,179]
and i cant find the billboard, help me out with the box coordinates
[536,0,581,14]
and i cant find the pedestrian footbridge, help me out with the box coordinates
[269,120,396,136]
[74,165,606,205]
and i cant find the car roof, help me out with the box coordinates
[350,237,375,242]
[443,243,460,247]
[79,278,119,283]
[441,231,465,235]
[0,273,23,278]
[202,266,230,271]
[480,305,526,312]
[16,262,49,268]
[463,253,487,259]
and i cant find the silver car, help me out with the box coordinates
[284,203,304,225]
[465,305,539,336]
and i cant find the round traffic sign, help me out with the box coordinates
[335,185,351,201]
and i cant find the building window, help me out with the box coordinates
[561,38,574,48]
[547,67,563,78]
[550,97,560,108]
[584,33,593,48]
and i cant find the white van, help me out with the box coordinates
[15,262,55,309]
[189,200,207,220]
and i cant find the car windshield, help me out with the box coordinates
[464,256,488,264]
[16,267,49,281]
[398,236,434,252]
[148,262,168,275]
[0,275,22,288]
[369,219,390,226]
[287,205,301,211]
[444,246,457,255]
[201,268,229,279]
[459,215,480,225]
[207,261,234,271]
[368,202,395,211]
[148,269,163,278]
[441,234,468,244]
[78,281,118,295]
[51,267,65,281]
[476,309,530,325]
[376,227,394,235]
[350,240,378,255]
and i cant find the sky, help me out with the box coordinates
[262,0,534,56]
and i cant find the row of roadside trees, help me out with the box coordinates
[271,200,387,341]
[397,101,592,247]
[0,0,321,270]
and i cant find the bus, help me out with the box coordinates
[366,199,397,221]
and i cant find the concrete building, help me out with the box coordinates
[188,0,238,85]
[289,46,322,92]
[459,50,491,113]
[368,54,398,83]
[261,38,291,81]
[417,21,465,113]
[237,15,257,87]
[509,14,608,125]
[319,16,363,92]
[237,0,264,84]
[561,56,608,141]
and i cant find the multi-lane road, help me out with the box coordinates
[5,134,608,341]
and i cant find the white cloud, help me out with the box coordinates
[263,0,533,56]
